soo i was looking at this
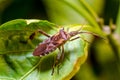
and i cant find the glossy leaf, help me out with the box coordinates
[0,19,105,80]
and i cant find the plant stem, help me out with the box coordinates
[107,34,120,74]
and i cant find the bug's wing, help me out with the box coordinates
[33,43,47,56]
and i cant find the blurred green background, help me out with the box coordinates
[0,0,120,80]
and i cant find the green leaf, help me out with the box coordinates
[0,19,104,80]
[43,0,103,30]
[43,0,85,25]
[116,6,120,34]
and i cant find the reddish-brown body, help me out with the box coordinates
[31,27,99,75]
[33,29,72,56]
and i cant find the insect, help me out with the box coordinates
[30,27,99,75]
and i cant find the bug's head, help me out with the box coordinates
[68,25,85,37]
[59,28,70,40]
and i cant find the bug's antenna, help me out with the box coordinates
[74,20,87,33]
[77,20,88,32]
[77,24,85,32]
[68,22,87,37]
[59,27,64,32]
[66,27,69,32]
[61,27,64,30]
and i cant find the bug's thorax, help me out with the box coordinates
[50,29,70,45]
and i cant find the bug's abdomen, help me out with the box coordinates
[33,43,48,56]
[33,41,57,56]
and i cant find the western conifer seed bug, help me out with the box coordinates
[30,27,99,75]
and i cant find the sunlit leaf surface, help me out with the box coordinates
[0,19,105,80]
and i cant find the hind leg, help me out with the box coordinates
[51,47,61,75]
[52,45,65,75]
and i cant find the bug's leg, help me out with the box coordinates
[60,45,65,63]
[29,29,50,40]
[51,47,61,75]
[70,36,90,43]
[57,45,65,74]
[38,29,51,37]
[52,45,65,75]
[29,32,36,40]
[21,29,50,48]
[70,36,79,41]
